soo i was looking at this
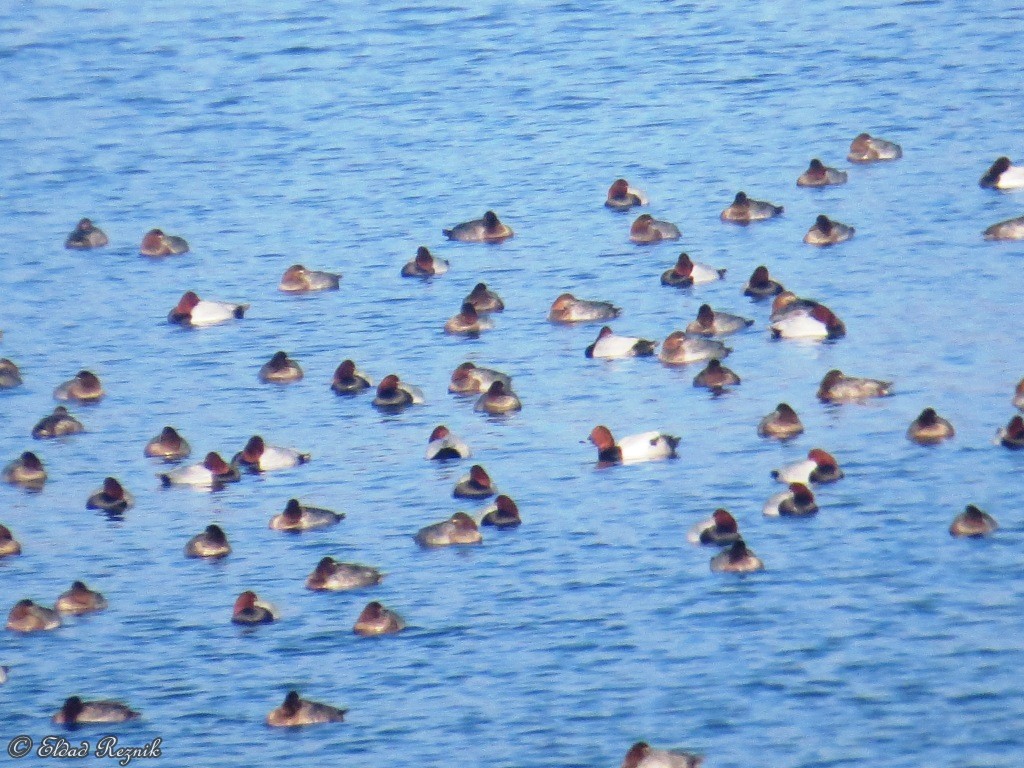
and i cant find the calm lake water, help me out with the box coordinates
[2,2,1023,766]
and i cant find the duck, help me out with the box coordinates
[442,211,514,243]
[401,246,449,277]
[710,539,764,574]
[86,477,133,513]
[53,697,139,725]
[589,425,679,465]
[277,264,340,292]
[463,282,504,313]
[414,512,483,547]
[372,374,425,409]
[660,252,726,287]
[232,435,310,472]
[305,557,383,591]
[7,599,60,632]
[983,215,1024,241]
[685,304,753,336]
[658,332,730,365]
[585,326,656,359]
[184,524,231,558]
[692,359,740,389]
[817,369,891,402]
[548,293,621,323]
[3,451,46,489]
[55,581,108,615]
[996,415,1024,449]
[448,362,512,394]
[772,449,843,484]
[444,302,493,335]
[687,508,741,546]
[847,133,902,163]
[32,406,84,438]
[907,408,955,444]
[474,381,522,414]
[796,158,848,187]
[269,498,344,531]
[231,591,276,625]
[453,465,496,499]
[64,218,109,249]
[803,214,854,246]
[330,360,372,395]
[770,303,846,340]
[353,601,406,636]
[1014,378,1024,410]
[0,524,22,557]
[480,495,521,529]
[140,228,189,256]
[605,178,648,210]
[720,191,783,223]
[949,505,998,538]
[53,370,104,402]
[630,214,681,243]
[144,426,191,460]
[425,425,471,460]
[763,483,818,517]
[159,452,240,487]
[758,403,804,440]
[0,666,7,684]
[167,291,247,327]
[979,157,1024,190]
[266,691,347,727]
[258,351,303,383]
[743,265,785,298]
[0,358,22,388]
[621,742,704,768]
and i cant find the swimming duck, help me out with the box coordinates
[53,697,139,725]
[548,293,621,324]
[658,332,730,365]
[232,591,276,625]
[743,265,785,298]
[589,425,679,465]
[64,218,109,249]
[720,191,784,223]
[687,508,741,546]
[463,282,504,313]
[0,666,7,684]
[0,524,22,557]
[803,214,854,246]
[763,483,818,517]
[817,369,891,402]
[185,524,231,558]
[770,303,846,340]
[425,425,471,460]
[693,359,740,389]
[258,351,303,383]
[771,449,843,484]
[474,381,522,414]
[949,505,998,538]
[267,691,347,727]
[372,374,424,409]
[401,246,450,277]
[448,362,512,394]
[32,406,84,438]
[86,477,133,513]
[605,178,649,210]
[797,158,848,187]
[480,495,521,529]
[620,741,704,768]
[710,539,764,574]
[3,451,46,489]
[305,557,383,591]
[330,360,373,395]
[685,304,754,336]
[56,581,108,615]
[159,452,240,487]
[140,228,189,256]
[996,415,1024,449]
[415,511,483,547]
[444,302,494,335]
[269,499,344,531]
[0,358,21,388]
[144,426,191,460]
[907,408,955,444]
[660,253,726,287]
[983,215,1024,241]
[167,291,247,327]
[979,157,1024,190]
[769,291,826,321]
[585,326,656,359]
[1014,379,1024,410]
[53,370,104,402]
[847,133,902,163]
[443,211,514,243]
[353,601,406,636]
[453,465,496,499]
[7,599,59,632]
[630,214,681,243]
[758,403,804,439]
[232,435,310,473]
[277,264,340,292]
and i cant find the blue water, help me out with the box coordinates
[2,1,1023,766]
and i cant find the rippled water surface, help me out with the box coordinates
[2,2,1024,766]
